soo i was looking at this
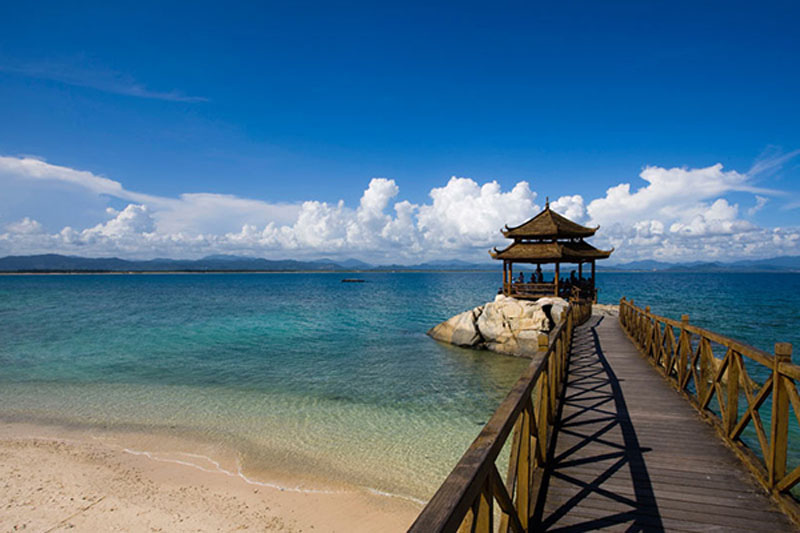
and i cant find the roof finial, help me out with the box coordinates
[546,196,549,209]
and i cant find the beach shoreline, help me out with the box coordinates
[0,421,421,532]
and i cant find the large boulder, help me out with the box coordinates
[427,305,484,347]
[535,297,569,326]
[428,296,568,357]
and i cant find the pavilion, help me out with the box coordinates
[490,201,613,301]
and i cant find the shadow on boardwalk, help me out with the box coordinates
[533,316,663,532]
[530,314,795,532]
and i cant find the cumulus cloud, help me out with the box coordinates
[0,160,540,261]
[669,199,755,237]
[586,163,768,227]
[6,217,44,235]
[572,163,800,262]
[551,195,585,222]
[208,177,536,260]
[417,178,537,250]
[0,156,798,263]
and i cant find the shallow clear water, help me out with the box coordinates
[0,272,797,500]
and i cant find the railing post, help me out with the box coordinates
[725,348,740,437]
[769,342,793,487]
[517,401,532,528]
[538,333,549,350]
[679,314,690,387]
[473,477,493,533]
[641,305,648,363]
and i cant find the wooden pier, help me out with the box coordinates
[410,301,799,532]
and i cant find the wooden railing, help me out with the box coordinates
[504,283,595,302]
[505,282,556,298]
[409,299,593,532]
[619,297,800,523]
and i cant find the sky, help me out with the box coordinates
[0,1,798,264]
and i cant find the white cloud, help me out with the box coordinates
[0,156,129,198]
[586,163,768,228]
[0,156,798,263]
[551,195,585,222]
[84,204,155,239]
[6,217,44,235]
[577,163,799,262]
[669,199,755,237]
[417,178,537,249]
[748,147,800,178]
[0,156,300,235]
[747,195,769,216]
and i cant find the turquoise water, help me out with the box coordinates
[0,272,798,500]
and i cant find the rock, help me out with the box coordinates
[592,303,619,317]
[427,305,484,347]
[428,296,569,357]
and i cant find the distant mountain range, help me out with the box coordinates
[600,256,800,272]
[0,254,798,273]
[0,254,492,272]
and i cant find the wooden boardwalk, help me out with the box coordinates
[532,314,797,532]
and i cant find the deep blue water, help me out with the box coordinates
[0,272,797,499]
[598,271,799,355]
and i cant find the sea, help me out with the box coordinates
[0,272,798,503]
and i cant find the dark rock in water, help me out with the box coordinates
[341,278,366,283]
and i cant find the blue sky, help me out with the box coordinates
[0,1,798,263]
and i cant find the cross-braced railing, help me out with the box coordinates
[409,300,593,533]
[619,297,799,524]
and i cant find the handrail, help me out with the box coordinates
[618,297,799,524]
[510,282,556,290]
[409,299,593,532]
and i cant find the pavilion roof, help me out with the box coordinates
[489,240,613,262]
[502,204,598,239]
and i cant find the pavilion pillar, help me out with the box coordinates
[554,262,560,297]
[591,260,596,302]
[503,260,508,295]
[509,262,513,296]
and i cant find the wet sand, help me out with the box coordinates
[0,423,421,532]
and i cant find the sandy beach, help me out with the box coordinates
[0,422,421,533]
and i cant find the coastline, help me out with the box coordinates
[0,421,422,532]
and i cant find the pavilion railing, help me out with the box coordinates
[409,299,593,533]
[504,283,596,303]
[505,282,556,298]
[619,297,800,523]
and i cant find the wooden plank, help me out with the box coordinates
[533,314,798,532]
[540,501,795,533]
[540,491,788,529]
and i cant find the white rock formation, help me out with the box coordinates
[426,305,484,347]
[428,295,568,357]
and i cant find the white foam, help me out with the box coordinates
[121,447,344,495]
[20,430,428,506]
[121,446,427,505]
[364,486,427,506]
